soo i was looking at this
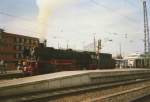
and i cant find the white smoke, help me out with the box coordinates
[36,0,77,43]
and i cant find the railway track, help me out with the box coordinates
[86,80,150,102]
[2,77,150,102]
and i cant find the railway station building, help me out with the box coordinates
[124,52,150,68]
[0,29,39,70]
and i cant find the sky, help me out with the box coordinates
[0,0,150,56]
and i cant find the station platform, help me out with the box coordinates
[0,68,150,98]
[0,70,22,80]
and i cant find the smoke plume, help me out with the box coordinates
[36,0,76,43]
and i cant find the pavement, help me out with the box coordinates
[0,70,21,74]
[0,70,23,79]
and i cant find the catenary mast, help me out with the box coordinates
[143,1,150,54]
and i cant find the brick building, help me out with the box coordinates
[0,29,39,70]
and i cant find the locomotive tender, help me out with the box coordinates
[21,43,115,75]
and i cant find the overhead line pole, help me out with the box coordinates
[143,1,150,54]
[143,1,150,67]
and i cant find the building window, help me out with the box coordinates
[16,38,20,43]
[29,39,31,44]
[31,39,33,44]
[16,46,19,50]
[21,53,24,58]
[16,54,19,59]
[21,46,24,51]
[21,38,24,43]
[24,39,26,43]
[26,39,29,44]
[35,40,39,45]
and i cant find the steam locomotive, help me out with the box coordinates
[21,43,115,75]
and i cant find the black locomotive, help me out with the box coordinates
[21,43,115,75]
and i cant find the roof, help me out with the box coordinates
[3,32,39,40]
[124,52,143,60]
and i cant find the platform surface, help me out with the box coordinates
[0,68,149,88]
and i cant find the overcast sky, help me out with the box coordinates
[0,0,150,56]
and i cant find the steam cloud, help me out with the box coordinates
[36,0,77,43]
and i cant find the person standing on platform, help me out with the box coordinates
[17,60,22,71]
[0,59,6,74]
[0,59,2,74]
[4,62,7,73]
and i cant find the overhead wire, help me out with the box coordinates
[0,11,34,22]
[0,1,140,26]
[0,10,46,35]
[0,10,47,26]
[0,0,146,36]
[90,0,140,25]
[123,0,140,8]
[0,11,63,39]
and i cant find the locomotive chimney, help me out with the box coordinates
[44,39,47,47]
[39,39,47,47]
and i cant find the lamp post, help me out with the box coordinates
[97,39,101,69]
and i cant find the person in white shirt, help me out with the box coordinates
[0,59,6,74]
